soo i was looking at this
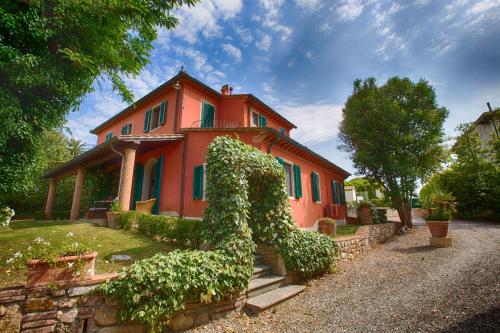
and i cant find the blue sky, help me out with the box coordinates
[67,0,500,177]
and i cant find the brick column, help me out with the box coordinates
[70,168,85,220]
[118,148,137,211]
[44,178,57,219]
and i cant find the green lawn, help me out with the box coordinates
[335,224,360,237]
[0,220,178,288]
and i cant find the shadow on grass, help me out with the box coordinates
[7,220,83,230]
[439,307,500,333]
[391,245,437,254]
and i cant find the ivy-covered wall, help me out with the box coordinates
[101,136,338,329]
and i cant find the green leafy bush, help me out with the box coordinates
[375,209,387,224]
[427,209,451,221]
[34,210,71,221]
[101,136,338,329]
[118,211,205,248]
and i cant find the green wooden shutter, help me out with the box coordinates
[201,102,215,128]
[332,181,338,204]
[144,109,151,132]
[293,164,302,198]
[340,183,346,205]
[193,165,204,200]
[280,128,285,134]
[311,172,320,202]
[275,157,284,166]
[259,115,267,127]
[152,156,163,214]
[106,132,112,142]
[132,164,144,210]
[160,101,167,125]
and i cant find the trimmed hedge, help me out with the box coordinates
[117,211,205,248]
[34,210,71,221]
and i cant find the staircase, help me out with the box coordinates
[246,255,305,313]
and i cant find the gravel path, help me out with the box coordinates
[191,220,500,333]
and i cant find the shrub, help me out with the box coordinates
[317,218,337,236]
[375,209,388,224]
[1,207,15,227]
[118,211,205,248]
[34,210,71,221]
[427,209,452,221]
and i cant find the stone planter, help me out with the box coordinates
[106,211,119,229]
[358,206,372,225]
[426,220,450,238]
[27,252,97,286]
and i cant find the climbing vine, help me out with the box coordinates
[100,136,338,329]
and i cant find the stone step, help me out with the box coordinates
[246,285,306,314]
[254,255,263,265]
[247,275,284,298]
[252,264,273,279]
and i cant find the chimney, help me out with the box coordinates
[221,84,230,96]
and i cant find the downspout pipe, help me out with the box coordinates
[110,142,125,199]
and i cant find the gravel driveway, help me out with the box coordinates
[191,220,500,333]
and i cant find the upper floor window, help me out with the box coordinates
[250,109,267,127]
[105,132,113,142]
[280,128,286,135]
[201,101,215,128]
[311,172,321,203]
[144,100,167,133]
[121,123,132,135]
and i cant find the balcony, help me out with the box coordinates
[190,119,242,129]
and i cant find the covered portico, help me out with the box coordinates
[43,134,184,220]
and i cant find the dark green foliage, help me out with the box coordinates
[118,211,205,248]
[376,209,388,224]
[427,210,452,221]
[34,210,70,221]
[102,137,338,329]
[0,0,198,200]
[339,77,448,227]
[421,123,499,221]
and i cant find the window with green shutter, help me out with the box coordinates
[340,183,346,205]
[275,157,284,166]
[311,172,320,202]
[144,109,152,132]
[332,180,339,204]
[159,101,167,125]
[201,101,215,128]
[293,164,302,198]
[259,114,267,127]
[105,132,112,142]
[193,165,204,200]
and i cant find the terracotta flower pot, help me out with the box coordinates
[318,218,337,236]
[358,207,372,225]
[27,252,97,287]
[107,211,119,229]
[426,220,450,238]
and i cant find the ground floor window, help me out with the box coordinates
[283,161,294,197]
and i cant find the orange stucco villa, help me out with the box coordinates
[43,71,349,229]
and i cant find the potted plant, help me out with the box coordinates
[425,190,456,238]
[6,233,96,286]
[106,198,121,229]
[356,201,373,224]
[317,218,337,236]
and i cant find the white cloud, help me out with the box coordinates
[319,22,333,33]
[256,35,272,51]
[336,0,364,21]
[221,43,242,62]
[288,57,296,68]
[173,0,243,43]
[123,70,161,99]
[234,26,254,46]
[305,51,314,59]
[371,2,406,60]
[294,0,323,11]
[256,0,293,41]
[278,103,344,145]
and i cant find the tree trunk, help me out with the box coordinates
[395,198,413,229]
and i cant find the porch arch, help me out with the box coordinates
[142,157,158,201]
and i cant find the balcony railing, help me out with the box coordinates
[190,119,242,129]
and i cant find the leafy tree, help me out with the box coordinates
[421,123,500,220]
[0,0,198,203]
[339,77,448,228]
[66,136,87,158]
[345,177,382,200]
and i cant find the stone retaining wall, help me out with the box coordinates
[336,222,398,261]
[0,272,245,333]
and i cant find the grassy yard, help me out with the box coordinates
[0,220,178,288]
[335,224,360,237]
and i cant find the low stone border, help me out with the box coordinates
[335,222,398,261]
